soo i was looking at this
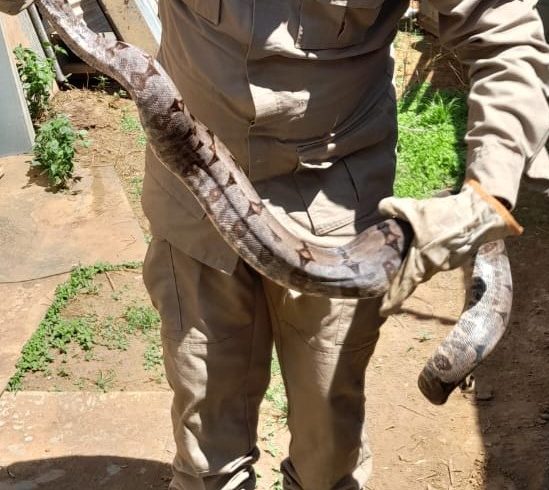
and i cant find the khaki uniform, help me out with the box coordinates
[139,1,549,489]
[0,0,545,488]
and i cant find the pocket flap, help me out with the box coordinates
[182,0,221,25]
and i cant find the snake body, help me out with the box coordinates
[37,0,513,405]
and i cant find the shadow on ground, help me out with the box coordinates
[0,456,172,490]
[474,187,549,489]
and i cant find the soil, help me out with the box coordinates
[15,30,549,490]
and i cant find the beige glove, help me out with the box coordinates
[0,0,35,15]
[378,179,523,316]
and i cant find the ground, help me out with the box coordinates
[3,29,549,490]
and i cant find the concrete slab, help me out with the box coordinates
[0,156,146,283]
[0,391,174,489]
[0,155,147,391]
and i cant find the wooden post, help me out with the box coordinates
[98,0,160,56]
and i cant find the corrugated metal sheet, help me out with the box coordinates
[0,12,35,156]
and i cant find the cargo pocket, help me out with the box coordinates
[293,89,396,236]
[295,0,385,50]
[180,0,221,25]
[292,160,360,235]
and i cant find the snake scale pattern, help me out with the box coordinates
[37,0,514,405]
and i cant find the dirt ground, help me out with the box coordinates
[14,30,549,489]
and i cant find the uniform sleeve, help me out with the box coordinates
[430,0,549,207]
[0,0,34,15]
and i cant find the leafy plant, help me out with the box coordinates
[143,337,163,370]
[13,45,56,122]
[94,74,110,92]
[124,305,160,334]
[32,115,89,187]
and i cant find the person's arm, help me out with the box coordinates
[434,0,549,207]
[0,0,35,15]
[379,0,548,315]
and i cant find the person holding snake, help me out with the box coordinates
[2,0,548,489]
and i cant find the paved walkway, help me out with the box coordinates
[0,392,174,490]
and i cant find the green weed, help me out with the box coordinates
[94,74,110,92]
[7,262,142,391]
[143,337,163,371]
[124,305,160,334]
[32,115,89,187]
[95,369,116,392]
[395,83,467,198]
[120,111,147,147]
[50,317,95,353]
[98,317,130,351]
[129,176,143,199]
[13,45,55,122]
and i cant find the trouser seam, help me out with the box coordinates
[167,242,184,332]
[243,270,260,451]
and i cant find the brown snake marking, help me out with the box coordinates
[38,0,514,405]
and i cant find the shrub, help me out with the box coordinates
[32,115,89,187]
[13,45,56,122]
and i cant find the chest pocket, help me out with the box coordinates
[180,0,221,25]
[296,0,385,50]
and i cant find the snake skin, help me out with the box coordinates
[37,0,514,405]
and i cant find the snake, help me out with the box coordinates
[35,0,514,405]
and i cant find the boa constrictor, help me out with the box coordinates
[37,0,513,405]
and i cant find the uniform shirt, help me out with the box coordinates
[141,0,548,274]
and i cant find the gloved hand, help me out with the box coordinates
[0,0,35,15]
[378,179,523,316]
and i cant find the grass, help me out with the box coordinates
[7,262,142,391]
[395,83,467,198]
[120,111,147,148]
[124,305,160,334]
[129,176,144,199]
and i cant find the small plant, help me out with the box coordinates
[51,317,95,353]
[124,305,160,334]
[143,337,163,370]
[94,74,110,92]
[129,176,143,199]
[120,111,147,147]
[95,369,116,392]
[32,115,89,187]
[13,45,56,122]
[98,317,130,351]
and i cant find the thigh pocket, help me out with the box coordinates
[295,0,385,50]
[293,90,397,235]
[277,293,382,354]
[143,238,256,343]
